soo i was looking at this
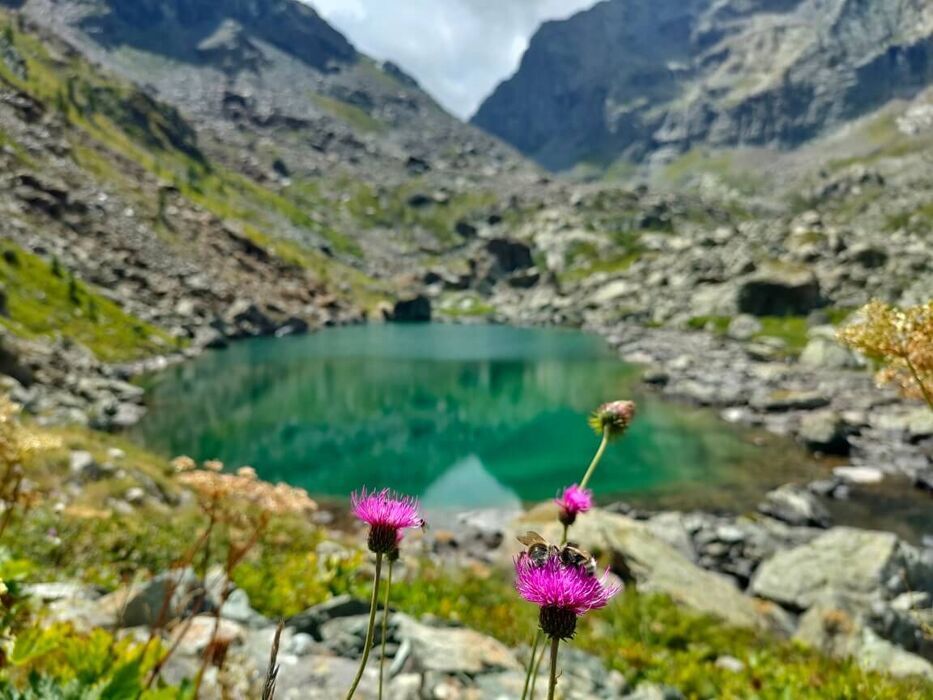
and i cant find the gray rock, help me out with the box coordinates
[396,614,521,674]
[386,295,431,322]
[799,334,860,369]
[119,568,204,627]
[737,265,821,317]
[758,485,831,528]
[622,682,685,700]
[519,509,777,631]
[727,314,762,340]
[794,592,933,679]
[485,238,533,273]
[751,390,831,412]
[751,528,903,610]
[798,411,851,455]
[287,594,370,639]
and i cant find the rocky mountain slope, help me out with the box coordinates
[0,1,538,425]
[473,0,933,172]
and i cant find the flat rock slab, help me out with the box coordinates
[396,614,521,674]
[751,527,900,609]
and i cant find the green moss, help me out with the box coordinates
[0,243,176,362]
[342,180,496,245]
[755,316,810,352]
[312,93,386,134]
[437,295,496,318]
[688,315,732,334]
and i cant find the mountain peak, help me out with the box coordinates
[472,0,933,172]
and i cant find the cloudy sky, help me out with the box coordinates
[304,0,599,120]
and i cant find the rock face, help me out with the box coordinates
[473,0,933,171]
[750,528,924,611]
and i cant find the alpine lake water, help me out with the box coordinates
[134,324,931,539]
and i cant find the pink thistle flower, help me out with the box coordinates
[555,484,593,526]
[351,487,422,554]
[515,553,621,639]
[588,399,636,440]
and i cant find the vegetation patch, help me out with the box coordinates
[312,93,386,134]
[0,243,175,362]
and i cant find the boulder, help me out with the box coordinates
[591,279,638,305]
[485,238,533,273]
[514,509,775,631]
[287,594,370,639]
[798,411,851,455]
[168,614,245,657]
[737,264,821,317]
[396,614,521,674]
[758,485,831,528]
[750,528,906,610]
[117,568,204,627]
[794,592,933,679]
[727,314,762,340]
[750,390,831,412]
[386,295,431,322]
[799,328,860,369]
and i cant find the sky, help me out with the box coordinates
[304,0,600,120]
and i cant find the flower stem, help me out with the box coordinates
[520,629,541,700]
[345,552,383,700]
[378,560,394,700]
[528,638,547,698]
[547,636,560,700]
[560,523,569,547]
[906,357,933,410]
[578,426,610,491]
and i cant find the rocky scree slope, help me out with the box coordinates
[18,0,537,276]
[0,9,389,428]
[473,0,933,172]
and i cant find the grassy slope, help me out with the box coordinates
[0,12,393,327]
[0,243,176,362]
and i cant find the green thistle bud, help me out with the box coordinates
[588,400,636,440]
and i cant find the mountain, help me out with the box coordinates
[472,0,933,172]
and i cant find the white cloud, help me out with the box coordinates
[303,0,599,119]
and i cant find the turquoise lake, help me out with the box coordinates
[134,324,828,512]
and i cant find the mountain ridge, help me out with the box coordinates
[472,0,933,172]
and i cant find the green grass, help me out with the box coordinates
[755,316,810,352]
[437,295,496,318]
[688,315,732,334]
[342,180,496,245]
[312,93,386,134]
[0,243,175,362]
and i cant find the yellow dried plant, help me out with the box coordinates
[837,300,933,408]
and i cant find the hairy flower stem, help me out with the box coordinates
[529,640,547,698]
[520,630,541,700]
[578,426,610,491]
[906,357,933,410]
[378,560,394,700]
[547,637,560,700]
[345,552,384,700]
